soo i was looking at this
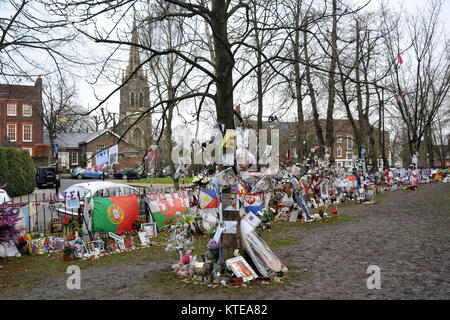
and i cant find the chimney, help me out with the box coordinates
[35,75,42,96]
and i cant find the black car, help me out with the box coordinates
[113,168,144,180]
[36,166,60,189]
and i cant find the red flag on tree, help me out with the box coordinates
[398,51,403,64]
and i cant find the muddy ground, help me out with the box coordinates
[1,183,449,300]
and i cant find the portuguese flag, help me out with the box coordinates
[91,194,139,234]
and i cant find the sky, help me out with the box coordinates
[3,0,449,135]
[76,0,450,119]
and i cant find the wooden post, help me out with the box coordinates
[220,187,242,268]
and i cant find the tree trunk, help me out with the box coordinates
[252,0,264,170]
[294,4,304,160]
[303,16,324,147]
[212,0,235,130]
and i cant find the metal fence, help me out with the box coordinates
[10,185,193,237]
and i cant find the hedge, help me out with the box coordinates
[0,147,35,197]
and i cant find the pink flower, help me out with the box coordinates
[180,252,190,265]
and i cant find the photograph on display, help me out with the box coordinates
[141,222,157,238]
[226,256,258,282]
[222,193,239,211]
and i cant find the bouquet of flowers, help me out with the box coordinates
[192,174,209,187]
[207,239,219,250]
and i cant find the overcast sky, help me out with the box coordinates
[75,0,449,117]
[4,0,448,137]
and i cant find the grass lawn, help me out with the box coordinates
[0,213,357,294]
[133,177,193,184]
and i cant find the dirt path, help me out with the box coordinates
[2,183,449,299]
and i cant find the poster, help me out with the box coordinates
[108,144,119,165]
[95,149,109,166]
[223,220,237,234]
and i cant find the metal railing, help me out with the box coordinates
[9,185,193,237]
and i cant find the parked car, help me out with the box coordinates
[0,188,11,205]
[56,181,146,219]
[113,168,144,180]
[159,166,172,177]
[36,166,60,189]
[72,167,109,180]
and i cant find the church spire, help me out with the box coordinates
[125,12,145,81]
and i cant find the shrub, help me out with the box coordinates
[0,147,35,197]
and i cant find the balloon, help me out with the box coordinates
[315,146,319,151]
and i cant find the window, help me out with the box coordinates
[23,104,32,117]
[7,103,16,116]
[346,135,353,150]
[133,128,142,146]
[96,144,105,152]
[337,162,343,168]
[122,187,137,195]
[130,92,135,108]
[104,187,122,197]
[346,152,353,160]
[71,152,78,165]
[139,92,143,107]
[7,124,16,141]
[337,146,342,158]
[22,148,32,156]
[93,189,104,197]
[23,124,32,142]
[336,135,342,144]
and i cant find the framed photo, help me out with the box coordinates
[71,239,89,257]
[141,222,157,239]
[50,221,63,234]
[52,238,65,251]
[138,231,149,245]
[226,256,258,282]
[222,193,239,211]
[106,244,115,253]
[217,167,238,186]
[88,240,104,253]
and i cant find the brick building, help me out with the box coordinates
[417,137,450,168]
[0,76,49,164]
[44,129,144,172]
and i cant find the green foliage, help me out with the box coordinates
[0,147,35,197]
[62,244,74,256]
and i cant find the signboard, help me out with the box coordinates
[66,197,80,209]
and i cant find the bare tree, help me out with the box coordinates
[381,0,450,159]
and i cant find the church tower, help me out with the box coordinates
[119,14,152,150]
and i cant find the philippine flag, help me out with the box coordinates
[199,189,219,209]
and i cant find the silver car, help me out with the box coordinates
[57,181,144,219]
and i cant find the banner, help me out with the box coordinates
[108,144,119,165]
[95,149,109,166]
